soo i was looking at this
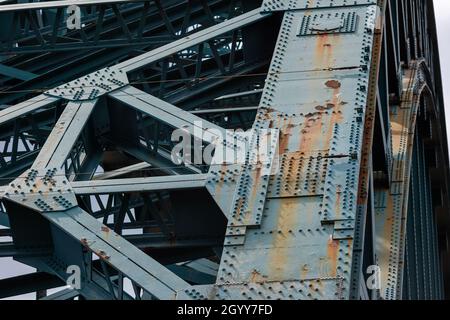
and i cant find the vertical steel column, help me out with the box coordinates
[181,0,381,300]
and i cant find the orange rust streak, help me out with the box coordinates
[249,270,265,283]
[323,86,344,152]
[248,167,262,223]
[301,34,344,155]
[278,118,293,155]
[327,238,340,277]
[314,34,333,69]
[298,84,344,155]
[334,185,342,220]
[235,197,244,218]
[298,113,323,154]
[214,164,229,195]
[267,198,299,281]
[314,34,340,70]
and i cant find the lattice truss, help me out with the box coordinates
[0,0,449,300]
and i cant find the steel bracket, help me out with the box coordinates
[3,169,77,213]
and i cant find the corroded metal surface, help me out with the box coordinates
[0,0,448,300]
[207,2,380,299]
[374,60,437,299]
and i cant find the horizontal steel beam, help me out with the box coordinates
[191,106,259,114]
[111,141,197,175]
[0,242,52,257]
[0,272,65,299]
[71,174,207,195]
[109,86,225,141]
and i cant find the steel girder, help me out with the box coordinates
[0,0,238,54]
[0,0,449,301]
[0,3,273,300]
[0,0,251,105]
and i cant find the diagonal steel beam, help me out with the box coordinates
[109,86,225,142]
[93,162,152,180]
[0,95,59,126]
[111,140,197,175]
[0,64,37,81]
[71,174,207,195]
[117,7,270,72]
[32,100,97,169]
[40,207,190,299]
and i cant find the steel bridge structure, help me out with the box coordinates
[0,0,449,300]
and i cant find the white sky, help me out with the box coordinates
[435,0,450,139]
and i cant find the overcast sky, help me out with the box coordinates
[435,0,450,141]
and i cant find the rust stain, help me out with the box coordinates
[96,250,110,260]
[298,111,323,154]
[101,226,111,241]
[301,264,310,279]
[214,164,229,197]
[334,185,342,219]
[249,269,265,283]
[298,78,344,155]
[268,198,299,279]
[347,239,353,258]
[313,32,341,70]
[315,103,336,111]
[234,197,245,220]
[278,118,293,155]
[325,80,341,89]
[80,238,88,247]
[327,237,340,277]
[248,166,263,223]
[322,82,345,153]
[314,34,334,69]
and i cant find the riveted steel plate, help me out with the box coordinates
[321,157,359,222]
[298,11,358,36]
[206,163,242,218]
[227,129,280,228]
[214,3,378,300]
[267,152,328,198]
[3,169,77,213]
[262,0,377,12]
[45,67,128,101]
[177,278,345,300]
